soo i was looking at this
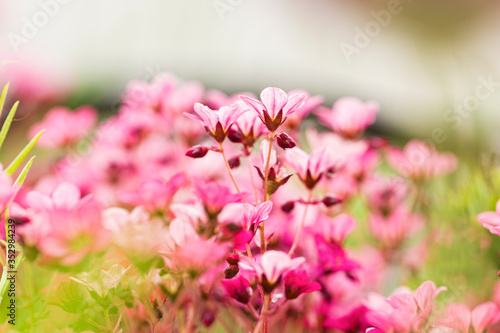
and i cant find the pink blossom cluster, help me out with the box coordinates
[4,72,500,332]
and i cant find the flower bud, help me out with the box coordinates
[228,128,243,143]
[224,264,239,279]
[186,145,209,158]
[322,195,343,207]
[226,253,240,265]
[281,201,295,213]
[228,156,241,169]
[276,132,296,149]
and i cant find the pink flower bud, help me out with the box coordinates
[277,132,296,149]
[186,145,209,158]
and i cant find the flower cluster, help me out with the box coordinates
[3,72,499,332]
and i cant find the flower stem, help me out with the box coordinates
[246,244,266,302]
[259,132,275,254]
[253,294,270,333]
[288,190,312,256]
[248,159,259,203]
[263,132,275,202]
[219,142,246,203]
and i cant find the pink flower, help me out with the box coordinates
[478,199,500,236]
[315,97,378,139]
[184,102,246,142]
[364,174,408,216]
[313,214,357,244]
[440,302,500,333]
[284,268,321,300]
[285,90,324,130]
[386,140,458,180]
[239,87,307,131]
[0,169,14,217]
[21,183,109,266]
[221,275,253,304]
[255,140,293,195]
[284,147,333,189]
[368,208,424,248]
[118,173,184,213]
[218,201,273,233]
[29,106,97,149]
[228,107,266,148]
[239,250,305,293]
[193,181,241,217]
[167,238,229,274]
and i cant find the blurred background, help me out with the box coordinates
[1,0,500,152]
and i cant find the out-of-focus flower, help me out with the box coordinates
[368,208,424,249]
[221,274,253,304]
[313,214,357,244]
[365,281,446,332]
[184,102,246,142]
[0,168,14,217]
[239,87,307,131]
[20,182,109,266]
[316,97,378,139]
[285,90,324,130]
[439,302,500,333]
[315,235,360,275]
[364,174,408,216]
[284,268,321,300]
[118,173,184,213]
[239,250,305,293]
[194,181,241,218]
[386,140,458,181]
[29,106,97,149]
[166,237,229,275]
[284,147,333,189]
[478,199,500,236]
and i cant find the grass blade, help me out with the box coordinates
[0,83,9,119]
[0,101,19,151]
[13,155,36,189]
[4,129,44,176]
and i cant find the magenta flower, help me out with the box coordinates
[478,199,500,236]
[184,102,246,142]
[440,302,500,333]
[284,147,333,189]
[29,106,97,149]
[221,275,253,304]
[118,173,184,213]
[316,97,378,139]
[283,268,321,300]
[386,140,458,181]
[314,235,360,274]
[239,87,307,131]
[239,250,305,293]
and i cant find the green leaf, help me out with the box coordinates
[0,100,18,151]
[13,155,35,189]
[4,129,44,176]
[0,83,9,119]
